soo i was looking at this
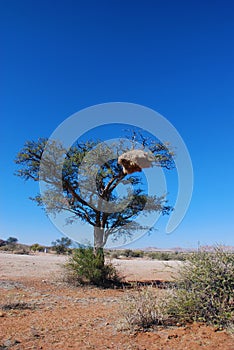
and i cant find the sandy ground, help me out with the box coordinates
[0,252,233,350]
[0,252,182,281]
[0,253,67,280]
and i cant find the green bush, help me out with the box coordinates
[122,249,132,257]
[159,252,170,261]
[121,246,234,330]
[168,246,234,328]
[30,243,45,252]
[65,247,121,287]
[131,250,144,258]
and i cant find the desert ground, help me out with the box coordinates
[0,252,233,349]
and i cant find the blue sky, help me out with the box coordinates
[1,0,233,248]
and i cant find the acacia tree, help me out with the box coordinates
[15,133,174,257]
[6,237,18,245]
[51,237,72,254]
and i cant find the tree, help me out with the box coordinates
[6,237,18,245]
[30,243,45,252]
[15,132,174,260]
[51,237,72,254]
[0,239,7,247]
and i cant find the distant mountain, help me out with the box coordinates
[142,247,181,252]
[142,245,234,253]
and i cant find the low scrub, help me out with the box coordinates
[0,244,30,254]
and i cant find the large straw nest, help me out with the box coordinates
[118,149,154,174]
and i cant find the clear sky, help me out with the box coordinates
[1,0,234,249]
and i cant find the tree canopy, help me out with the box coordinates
[6,237,18,245]
[15,132,174,251]
[51,237,72,254]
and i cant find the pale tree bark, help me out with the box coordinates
[94,226,105,250]
[93,226,105,266]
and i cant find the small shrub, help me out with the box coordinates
[120,288,171,330]
[30,243,44,252]
[122,249,132,257]
[110,252,119,259]
[159,252,170,261]
[147,252,159,260]
[131,250,144,258]
[65,247,121,287]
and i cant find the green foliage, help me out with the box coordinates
[147,251,186,261]
[0,237,24,252]
[121,249,144,258]
[0,243,30,254]
[6,237,18,245]
[51,237,72,254]
[168,246,234,328]
[30,243,45,252]
[122,249,132,257]
[65,247,121,287]
[15,135,174,250]
[0,239,7,247]
[131,250,144,258]
[121,247,234,330]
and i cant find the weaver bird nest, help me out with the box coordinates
[118,149,154,174]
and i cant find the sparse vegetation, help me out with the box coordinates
[0,240,30,254]
[0,237,19,251]
[104,249,187,261]
[121,249,144,258]
[121,246,234,330]
[120,288,172,330]
[1,248,234,349]
[146,251,186,261]
[168,246,234,328]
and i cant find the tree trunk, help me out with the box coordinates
[93,226,105,266]
[94,226,104,250]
